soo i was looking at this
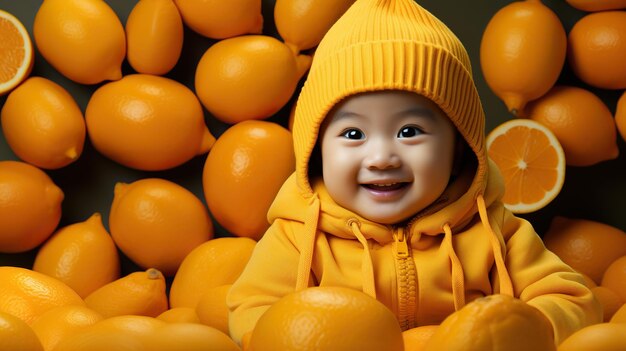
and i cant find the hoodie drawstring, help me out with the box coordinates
[295,196,320,291]
[349,219,377,298]
[443,222,465,310]
[477,195,514,296]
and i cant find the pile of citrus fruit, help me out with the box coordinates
[1,0,625,350]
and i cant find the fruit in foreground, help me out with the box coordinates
[247,286,404,351]
[203,121,295,239]
[480,0,566,115]
[566,0,626,11]
[601,255,626,302]
[486,119,565,214]
[30,305,103,351]
[0,311,43,351]
[525,85,618,167]
[0,9,33,96]
[0,266,84,325]
[424,294,555,351]
[557,322,626,351]
[86,74,214,171]
[0,161,64,253]
[1,77,86,169]
[33,0,125,84]
[109,178,213,276]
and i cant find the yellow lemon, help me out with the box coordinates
[558,322,626,351]
[33,0,125,84]
[195,285,231,334]
[86,74,214,171]
[0,311,43,351]
[1,77,85,169]
[126,0,183,75]
[149,323,241,351]
[33,213,120,299]
[157,308,201,324]
[173,0,262,39]
[30,305,103,351]
[195,35,311,124]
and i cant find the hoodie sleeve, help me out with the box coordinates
[226,218,303,345]
[498,207,602,345]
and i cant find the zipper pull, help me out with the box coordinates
[394,228,409,258]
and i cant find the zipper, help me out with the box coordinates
[393,226,418,330]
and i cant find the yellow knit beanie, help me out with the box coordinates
[292,0,486,195]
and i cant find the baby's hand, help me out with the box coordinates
[422,294,555,351]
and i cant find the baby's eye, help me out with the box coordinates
[397,126,422,138]
[341,129,365,140]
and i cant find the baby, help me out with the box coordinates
[228,0,601,346]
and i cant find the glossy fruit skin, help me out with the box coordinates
[543,217,626,285]
[109,178,214,276]
[248,286,404,351]
[0,266,85,325]
[86,74,214,171]
[274,0,356,52]
[613,83,626,142]
[30,305,103,351]
[202,121,295,239]
[525,85,619,167]
[566,0,626,11]
[480,0,566,115]
[126,0,183,75]
[33,0,125,84]
[557,322,626,351]
[173,0,262,39]
[601,255,626,302]
[1,77,86,169]
[195,35,311,124]
[0,311,44,351]
[33,213,120,298]
[0,160,63,253]
[568,11,626,89]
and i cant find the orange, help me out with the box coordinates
[0,266,84,325]
[601,255,626,302]
[611,303,626,323]
[202,121,295,239]
[568,11,626,90]
[0,160,63,253]
[33,0,125,84]
[1,77,85,169]
[52,315,163,351]
[615,90,626,143]
[526,85,618,167]
[424,294,555,351]
[30,305,103,351]
[195,35,311,124]
[85,74,214,171]
[149,323,241,351]
[0,311,43,351]
[566,0,626,11]
[157,307,201,324]
[169,237,256,308]
[0,9,33,96]
[173,0,262,39]
[33,213,120,298]
[480,0,566,115]
[109,178,213,276]
[195,284,231,334]
[274,0,355,52]
[402,325,439,351]
[486,119,565,214]
[126,0,183,75]
[84,268,168,318]
[557,322,626,351]
[542,217,626,284]
[591,286,623,322]
[247,286,404,351]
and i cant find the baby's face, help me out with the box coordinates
[319,91,457,224]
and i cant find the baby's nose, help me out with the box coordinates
[363,145,401,170]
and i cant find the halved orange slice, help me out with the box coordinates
[0,9,33,95]
[486,119,565,214]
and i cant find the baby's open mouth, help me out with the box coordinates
[361,182,409,191]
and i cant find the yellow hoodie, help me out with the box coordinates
[227,0,601,345]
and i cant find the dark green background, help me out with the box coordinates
[1,0,625,272]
